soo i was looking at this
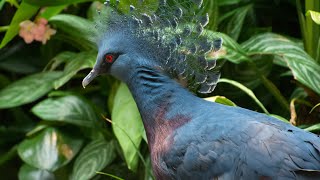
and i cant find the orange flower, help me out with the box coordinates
[19,18,56,44]
[42,25,56,44]
[36,18,48,25]
[19,20,36,44]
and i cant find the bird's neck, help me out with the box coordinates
[126,65,196,145]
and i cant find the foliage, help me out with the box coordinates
[0,0,319,179]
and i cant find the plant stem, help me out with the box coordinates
[260,75,290,111]
[250,62,290,112]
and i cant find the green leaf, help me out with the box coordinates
[218,78,269,114]
[47,51,76,71]
[269,114,289,123]
[306,10,320,25]
[0,71,63,109]
[6,0,22,7]
[304,2,320,60]
[304,123,320,132]
[144,155,154,180]
[310,103,320,113]
[54,51,96,89]
[25,0,93,6]
[107,80,121,113]
[204,96,237,106]
[0,1,39,49]
[241,33,320,95]
[219,55,274,93]
[26,124,49,137]
[18,164,55,180]
[222,5,252,40]
[71,140,116,180]
[18,127,83,171]
[39,5,67,19]
[205,30,250,63]
[32,95,98,127]
[112,83,144,171]
[260,75,289,111]
[202,0,218,30]
[49,14,96,50]
[218,0,241,6]
[87,2,101,20]
[95,172,125,180]
[0,0,6,11]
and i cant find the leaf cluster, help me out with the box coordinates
[0,0,319,179]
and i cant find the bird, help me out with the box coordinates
[82,0,320,179]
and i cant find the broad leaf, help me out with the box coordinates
[18,127,83,171]
[39,5,67,19]
[18,164,55,180]
[112,83,144,171]
[0,1,39,49]
[0,0,6,11]
[32,95,98,127]
[71,140,116,180]
[218,0,241,6]
[307,10,320,25]
[0,71,62,109]
[222,4,252,40]
[202,0,218,30]
[241,33,320,95]
[25,0,93,6]
[48,51,76,71]
[54,51,96,89]
[204,96,236,106]
[219,55,274,92]
[49,14,96,50]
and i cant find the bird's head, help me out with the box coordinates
[82,29,155,87]
[83,0,223,93]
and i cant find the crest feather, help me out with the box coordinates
[95,0,222,94]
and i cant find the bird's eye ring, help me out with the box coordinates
[105,54,113,63]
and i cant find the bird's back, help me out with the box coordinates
[155,101,320,179]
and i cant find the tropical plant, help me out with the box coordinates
[0,0,319,179]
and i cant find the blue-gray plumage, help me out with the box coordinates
[82,0,320,179]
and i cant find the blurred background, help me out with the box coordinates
[0,0,319,179]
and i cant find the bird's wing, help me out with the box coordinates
[163,112,320,179]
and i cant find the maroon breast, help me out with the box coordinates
[145,106,191,180]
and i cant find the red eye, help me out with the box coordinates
[105,55,113,63]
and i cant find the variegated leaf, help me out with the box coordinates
[71,140,116,180]
[241,33,320,95]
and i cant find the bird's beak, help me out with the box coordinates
[82,69,99,88]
